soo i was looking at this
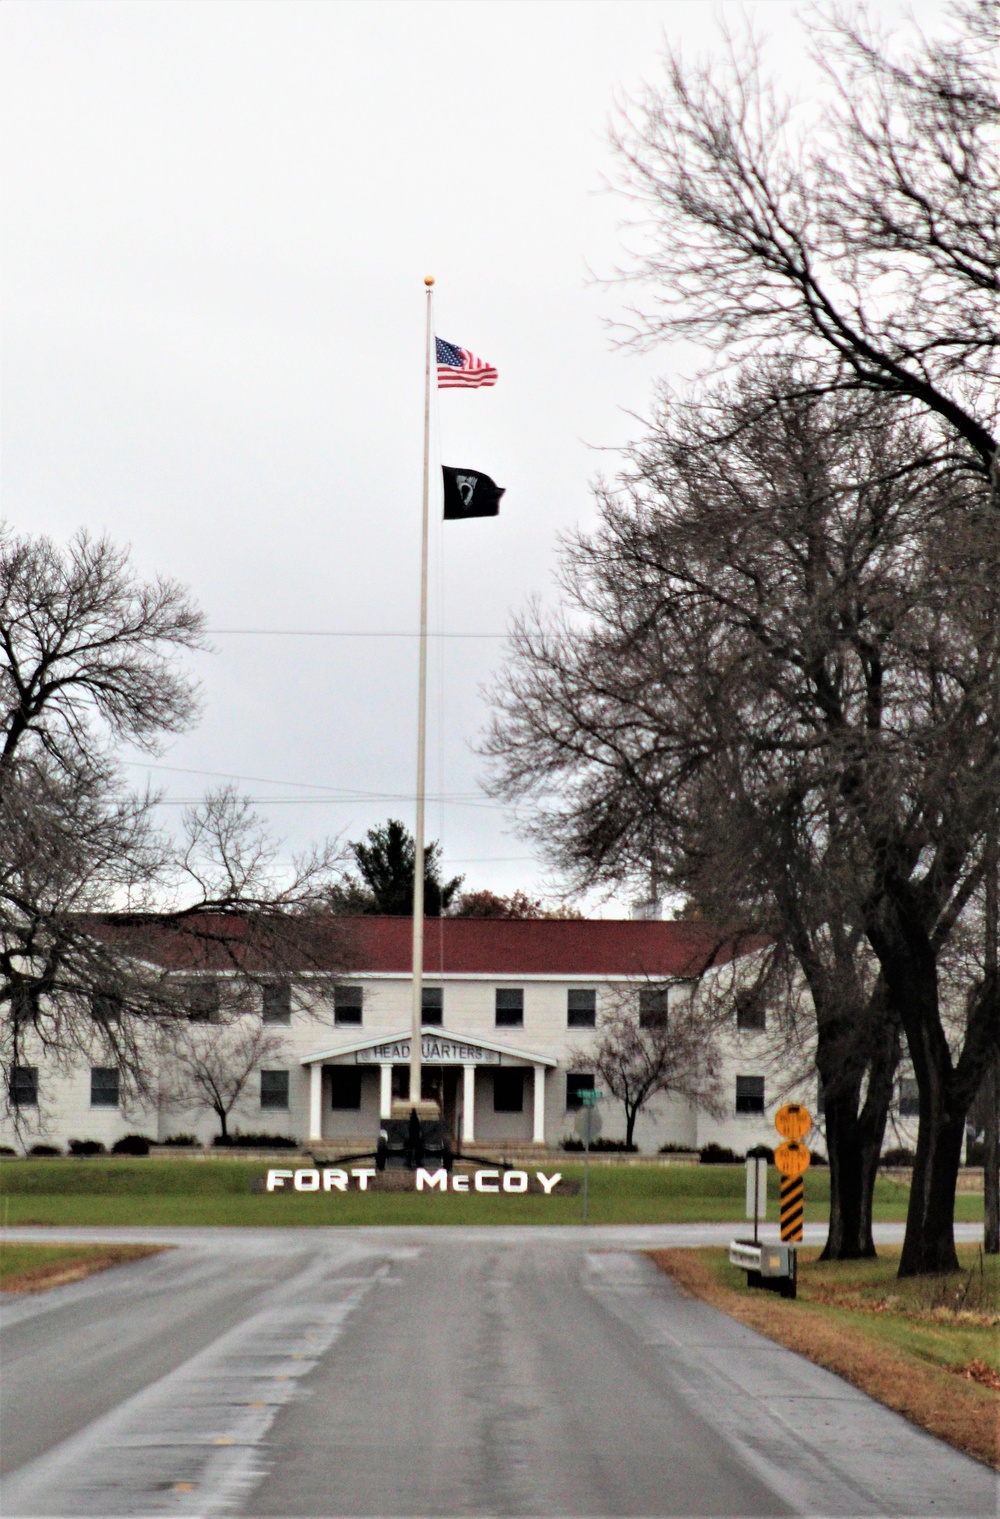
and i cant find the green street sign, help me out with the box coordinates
[580,1088,602,1107]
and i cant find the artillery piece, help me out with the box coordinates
[376,1107,454,1171]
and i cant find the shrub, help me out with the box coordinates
[745,1144,774,1162]
[0,1145,16,1156]
[700,1143,743,1164]
[881,1146,915,1167]
[27,1143,61,1157]
[559,1137,637,1152]
[68,1139,106,1157]
[212,1132,299,1149]
[111,1134,151,1156]
[160,1133,200,1147]
[658,1143,699,1155]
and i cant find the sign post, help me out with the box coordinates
[575,1089,602,1225]
[745,1146,769,1244]
[773,1104,812,1243]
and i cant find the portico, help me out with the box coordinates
[300,1031,557,1146]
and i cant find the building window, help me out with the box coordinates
[9,1065,38,1107]
[334,987,363,1026]
[566,1072,595,1110]
[639,985,669,1029]
[735,991,766,1032]
[567,989,596,1029]
[262,983,291,1024]
[90,1067,119,1107]
[735,1075,765,1114]
[330,1068,363,1110]
[260,1069,289,1109]
[495,988,524,1027]
[188,980,219,1023]
[899,1077,920,1117]
[493,1070,524,1112]
[421,987,443,1027]
[91,992,122,1023]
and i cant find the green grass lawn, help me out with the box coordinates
[0,1158,983,1227]
[717,1244,1000,1374]
[0,1240,165,1290]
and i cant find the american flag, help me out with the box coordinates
[436,337,498,389]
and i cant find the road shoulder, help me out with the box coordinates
[649,1246,999,1471]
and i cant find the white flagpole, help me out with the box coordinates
[410,276,434,1109]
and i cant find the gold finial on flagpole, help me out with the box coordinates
[424,275,435,286]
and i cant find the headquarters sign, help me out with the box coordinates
[353,1035,501,1066]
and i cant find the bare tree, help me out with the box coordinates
[449,890,582,919]
[162,1021,290,1142]
[611,0,998,482]
[605,3,1000,1270]
[0,527,350,1135]
[586,990,723,1148]
[485,379,998,1272]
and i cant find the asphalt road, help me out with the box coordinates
[0,1224,994,1518]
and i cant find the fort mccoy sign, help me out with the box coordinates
[266,1167,564,1194]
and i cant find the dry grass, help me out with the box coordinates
[0,1241,166,1293]
[649,1246,999,1471]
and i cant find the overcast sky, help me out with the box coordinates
[2,0,949,914]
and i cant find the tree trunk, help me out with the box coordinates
[819,1090,873,1260]
[984,820,998,1254]
[864,897,966,1276]
[217,1106,229,1141]
[815,983,897,1260]
[898,1078,965,1276]
[624,1105,638,1147]
[984,1054,999,1256]
[856,994,902,1258]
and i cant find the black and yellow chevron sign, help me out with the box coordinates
[780,1175,804,1241]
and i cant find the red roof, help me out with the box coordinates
[99,914,752,978]
[351,916,743,977]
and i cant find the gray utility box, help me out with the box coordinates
[729,1239,797,1299]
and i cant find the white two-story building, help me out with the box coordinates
[2,916,830,1155]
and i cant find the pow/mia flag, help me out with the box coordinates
[442,465,504,520]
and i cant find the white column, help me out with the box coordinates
[532,1065,546,1144]
[308,1063,323,1142]
[379,1063,393,1120]
[462,1064,476,1144]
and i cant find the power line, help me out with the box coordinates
[209,628,507,639]
[152,795,503,809]
[124,759,487,802]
